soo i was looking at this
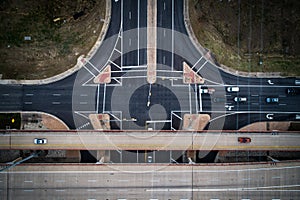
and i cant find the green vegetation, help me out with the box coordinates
[0,0,106,79]
[189,0,300,76]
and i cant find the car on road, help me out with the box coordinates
[227,86,239,92]
[233,97,247,102]
[147,155,152,163]
[200,88,215,94]
[213,97,226,103]
[34,138,47,144]
[265,97,279,103]
[238,137,251,143]
[286,88,298,96]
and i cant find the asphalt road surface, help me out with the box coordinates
[1,163,299,199]
[0,0,299,132]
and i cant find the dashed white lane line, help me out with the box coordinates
[118,180,129,182]
[52,102,61,105]
[77,122,90,130]
[25,93,33,96]
[279,103,287,106]
[80,102,88,105]
[24,180,33,183]
[53,93,61,96]
[24,102,32,105]
[2,94,9,96]
[129,11,131,19]
[272,176,281,179]
[23,190,33,192]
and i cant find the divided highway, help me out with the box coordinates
[1,163,299,199]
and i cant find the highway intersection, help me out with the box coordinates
[0,0,300,199]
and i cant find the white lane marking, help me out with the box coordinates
[77,122,90,130]
[137,0,140,65]
[2,94,9,96]
[279,103,287,106]
[25,93,33,96]
[196,60,208,73]
[195,84,198,113]
[118,180,129,182]
[52,102,61,105]
[172,112,182,120]
[129,38,131,46]
[80,102,88,105]
[189,84,192,114]
[24,102,32,105]
[96,85,100,113]
[115,48,121,54]
[171,0,174,70]
[74,111,89,120]
[251,94,259,97]
[164,2,166,10]
[163,29,166,37]
[150,179,160,183]
[163,56,166,64]
[80,94,88,97]
[53,93,61,96]
[88,180,97,182]
[122,65,147,69]
[242,178,251,181]
[191,56,203,70]
[24,180,33,183]
[129,11,131,19]
[109,60,121,69]
[103,83,107,112]
[272,176,281,179]
[83,65,96,77]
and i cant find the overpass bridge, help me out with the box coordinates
[0,130,299,151]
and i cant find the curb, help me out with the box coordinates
[183,0,283,78]
[0,0,112,85]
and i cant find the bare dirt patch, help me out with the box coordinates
[0,0,106,79]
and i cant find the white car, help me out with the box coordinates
[34,138,47,144]
[227,86,239,92]
[234,97,247,102]
[200,88,215,94]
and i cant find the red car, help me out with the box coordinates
[238,137,251,143]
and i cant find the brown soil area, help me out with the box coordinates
[189,0,300,76]
[41,114,69,130]
[240,121,291,131]
[0,0,106,79]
